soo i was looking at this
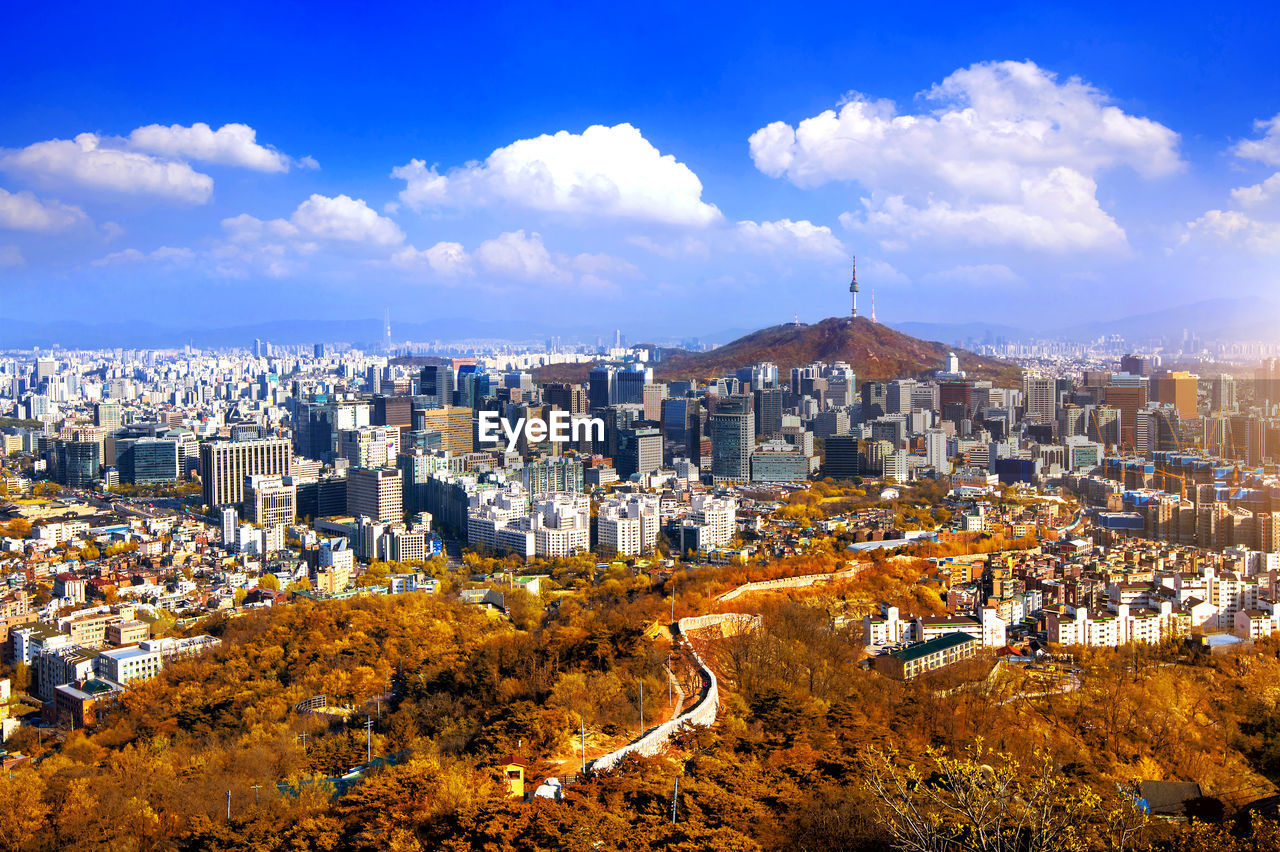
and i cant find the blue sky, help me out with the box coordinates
[3,1,1279,341]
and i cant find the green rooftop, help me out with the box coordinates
[889,632,978,663]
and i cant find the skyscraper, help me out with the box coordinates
[243,474,297,528]
[615,425,663,481]
[753,387,784,438]
[347,467,404,524]
[588,365,615,409]
[1023,375,1056,425]
[1152,371,1199,420]
[199,437,293,508]
[615,365,652,405]
[710,408,754,483]
[418,364,455,408]
[93,401,121,431]
[415,407,474,456]
[1211,374,1237,413]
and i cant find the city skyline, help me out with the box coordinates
[3,2,1280,340]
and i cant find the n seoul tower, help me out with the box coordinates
[849,256,859,318]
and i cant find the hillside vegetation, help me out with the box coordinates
[535,316,1020,386]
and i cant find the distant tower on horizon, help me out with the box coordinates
[849,256,859,318]
[384,307,392,354]
[871,290,877,324]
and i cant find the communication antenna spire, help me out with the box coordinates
[871,289,877,324]
[849,256,859,318]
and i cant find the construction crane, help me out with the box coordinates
[1155,467,1189,502]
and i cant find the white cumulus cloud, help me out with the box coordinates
[0,188,87,231]
[0,133,214,203]
[225,194,404,247]
[1182,209,1280,254]
[389,230,633,289]
[474,230,571,283]
[1182,114,1280,255]
[127,122,292,172]
[843,167,1127,252]
[393,123,722,226]
[1233,114,1280,167]
[390,241,474,277]
[750,60,1179,252]
[735,218,845,258]
[290,194,403,246]
[1231,173,1280,209]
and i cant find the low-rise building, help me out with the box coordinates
[872,632,979,680]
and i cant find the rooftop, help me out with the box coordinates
[890,632,978,663]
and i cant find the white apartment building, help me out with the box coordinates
[862,604,1007,648]
[597,493,661,556]
[473,494,590,559]
[1235,606,1279,639]
[681,494,736,552]
[467,488,530,550]
[1045,601,1182,647]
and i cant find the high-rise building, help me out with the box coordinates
[1022,375,1057,425]
[93,401,121,431]
[1120,354,1155,377]
[681,494,736,552]
[860,382,887,420]
[642,383,666,421]
[54,440,101,487]
[347,467,404,523]
[1211,374,1237,413]
[453,365,490,409]
[372,394,413,434]
[415,407,473,455]
[588,366,615,409]
[418,364,455,408]
[116,438,180,484]
[597,494,661,555]
[661,397,703,465]
[615,365,652,406]
[709,409,754,483]
[616,425,663,481]
[243,474,297,528]
[338,425,399,469]
[293,400,370,463]
[749,440,807,482]
[823,436,860,479]
[1103,385,1148,449]
[753,388,785,438]
[545,383,588,415]
[1152,371,1199,420]
[886,379,918,415]
[199,438,293,508]
[521,456,584,494]
[938,381,973,421]
[925,428,949,473]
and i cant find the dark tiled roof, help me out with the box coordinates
[890,632,978,663]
